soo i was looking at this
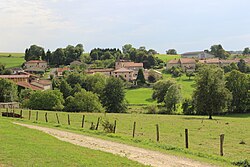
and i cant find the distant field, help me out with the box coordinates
[155,54,181,62]
[125,88,156,105]
[3,110,249,166]
[0,52,25,68]
[0,117,144,167]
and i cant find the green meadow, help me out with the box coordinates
[125,88,156,105]
[0,117,145,167]
[2,109,249,166]
[155,54,181,62]
[0,52,25,68]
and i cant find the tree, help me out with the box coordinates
[24,45,45,61]
[65,89,103,112]
[84,73,106,95]
[101,77,127,113]
[0,78,18,102]
[182,98,195,115]
[237,59,247,73]
[59,79,72,99]
[210,44,230,59]
[164,84,182,112]
[136,69,145,85]
[152,79,176,103]
[226,70,250,113]
[27,90,64,110]
[243,47,250,55]
[193,66,232,119]
[166,49,177,55]
[51,48,66,66]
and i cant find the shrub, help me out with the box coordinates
[146,105,158,114]
[102,119,115,133]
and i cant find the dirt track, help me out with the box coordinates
[14,122,216,167]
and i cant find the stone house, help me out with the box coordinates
[25,60,48,69]
[167,58,196,72]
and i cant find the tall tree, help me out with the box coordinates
[193,66,232,119]
[0,78,18,102]
[59,79,73,99]
[24,45,45,61]
[226,70,250,113]
[164,84,182,112]
[101,77,127,113]
[210,44,230,59]
[152,79,176,103]
[136,69,146,85]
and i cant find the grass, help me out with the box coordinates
[125,88,156,105]
[0,52,25,68]
[154,54,181,62]
[3,109,249,166]
[0,116,145,167]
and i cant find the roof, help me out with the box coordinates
[168,59,179,64]
[199,58,220,64]
[25,67,45,72]
[0,75,30,79]
[87,68,114,73]
[123,62,143,67]
[113,68,133,73]
[179,58,196,64]
[220,59,240,64]
[26,60,47,64]
[57,67,70,72]
[36,80,51,86]
[181,51,204,55]
[17,82,43,90]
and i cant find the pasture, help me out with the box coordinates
[0,116,144,167]
[3,109,249,166]
[125,88,156,105]
[0,52,25,68]
[155,54,181,62]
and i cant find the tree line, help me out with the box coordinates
[152,66,250,119]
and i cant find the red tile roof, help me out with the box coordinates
[26,60,47,63]
[168,59,179,64]
[57,67,70,72]
[17,82,43,90]
[123,62,143,67]
[179,58,196,64]
[113,68,133,73]
[0,75,30,79]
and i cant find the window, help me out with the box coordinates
[125,75,126,77]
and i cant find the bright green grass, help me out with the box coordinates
[0,117,145,167]
[154,54,181,62]
[125,88,156,105]
[0,52,25,68]
[4,109,249,166]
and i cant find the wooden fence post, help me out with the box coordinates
[220,134,224,156]
[45,112,48,123]
[12,109,15,118]
[28,110,31,120]
[113,120,117,133]
[56,113,60,124]
[36,111,38,121]
[81,115,85,128]
[95,117,100,130]
[68,114,70,125]
[185,129,189,149]
[132,121,136,138]
[20,110,22,118]
[156,124,160,142]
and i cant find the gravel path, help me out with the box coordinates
[14,122,216,167]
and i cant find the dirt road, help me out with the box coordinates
[14,122,216,167]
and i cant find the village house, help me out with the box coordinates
[24,60,48,74]
[181,51,215,59]
[0,75,30,83]
[167,58,196,72]
[112,68,134,81]
[56,67,71,77]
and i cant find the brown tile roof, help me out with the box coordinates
[123,62,143,67]
[168,59,179,64]
[113,68,133,73]
[0,75,30,79]
[179,58,196,64]
[87,68,114,73]
[26,60,47,63]
[199,58,220,64]
[37,80,51,86]
[57,67,70,72]
[17,82,43,90]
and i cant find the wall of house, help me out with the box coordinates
[112,71,134,81]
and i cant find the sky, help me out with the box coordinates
[0,0,250,54]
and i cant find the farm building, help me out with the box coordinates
[181,51,215,59]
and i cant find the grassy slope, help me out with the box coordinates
[155,54,181,62]
[0,52,25,68]
[125,88,156,105]
[0,117,145,167]
[5,109,249,166]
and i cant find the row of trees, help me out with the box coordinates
[152,66,250,118]
[25,44,84,66]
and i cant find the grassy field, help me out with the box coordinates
[2,109,249,166]
[0,52,25,68]
[155,54,181,62]
[0,116,145,167]
[125,88,156,105]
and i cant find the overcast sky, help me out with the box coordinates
[0,0,249,53]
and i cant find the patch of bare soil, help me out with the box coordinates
[14,122,217,167]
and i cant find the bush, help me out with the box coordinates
[102,119,115,133]
[146,105,158,114]
[232,159,249,167]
